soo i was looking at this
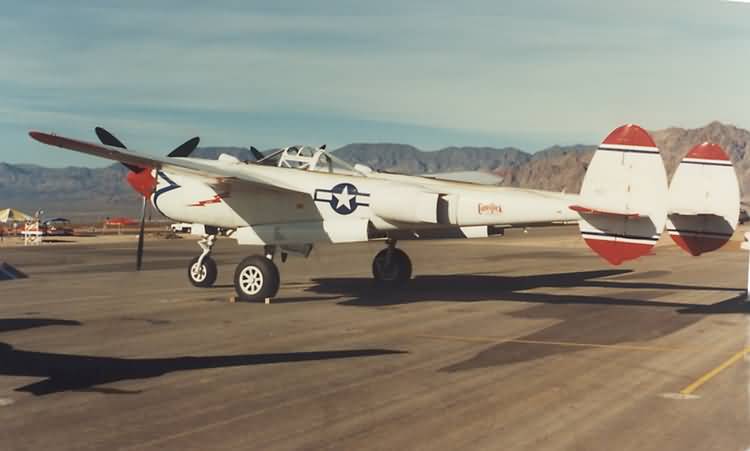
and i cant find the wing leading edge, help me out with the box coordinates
[28,131,304,193]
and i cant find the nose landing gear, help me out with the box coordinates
[188,233,218,287]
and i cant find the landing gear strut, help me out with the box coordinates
[233,245,281,302]
[188,233,218,287]
[372,239,412,285]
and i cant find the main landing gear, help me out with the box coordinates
[372,239,412,286]
[233,245,280,302]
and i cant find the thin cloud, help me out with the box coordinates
[2,0,749,165]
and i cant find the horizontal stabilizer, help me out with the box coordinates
[569,204,641,219]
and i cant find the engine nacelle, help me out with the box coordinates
[438,192,573,227]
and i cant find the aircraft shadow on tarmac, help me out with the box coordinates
[0,342,405,396]
[0,318,82,334]
[0,318,405,396]
[307,270,749,372]
[306,269,746,314]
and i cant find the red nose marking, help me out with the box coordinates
[126,169,157,198]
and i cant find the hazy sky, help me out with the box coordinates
[2,0,749,167]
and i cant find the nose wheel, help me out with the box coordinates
[188,233,218,287]
[188,255,218,287]
[372,241,412,285]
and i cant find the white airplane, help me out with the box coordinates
[29,124,740,301]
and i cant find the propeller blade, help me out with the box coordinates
[94,127,143,173]
[250,146,264,160]
[168,137,200,157]
[94,127,126,149]
[136,196,147,271]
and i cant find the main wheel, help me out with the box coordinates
[372,248,412,285]
[234,256,280,302]
[188,256,217,287]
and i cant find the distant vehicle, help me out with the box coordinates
[170,223,193,233]
[41,218,74,236]
[740,209,748,225]
[105,217,138,226]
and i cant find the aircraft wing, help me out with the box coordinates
[420,171,504,185]
[28,132,305,193]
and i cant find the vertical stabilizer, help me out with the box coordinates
[667,143,739,255]
[574,124,668,265]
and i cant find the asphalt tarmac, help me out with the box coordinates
[0,227,748,450]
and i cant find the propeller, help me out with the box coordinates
[168,137,200,157]
[94,126,157,271]
[94,126,126,149]
[94,127,204,270]
[95,127,143,173]
[136,195,148,271]
[250,146,264,160]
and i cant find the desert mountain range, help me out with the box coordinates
[1,122,748,220]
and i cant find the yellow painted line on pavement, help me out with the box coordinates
[416,334,687,352]
[680,347,750,396]
[418,334,750,396]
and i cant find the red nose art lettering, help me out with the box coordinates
[478,203,502,215]
[189,192,231,207]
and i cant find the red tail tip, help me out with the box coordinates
[685,143,729,161]
[602,124,656,148]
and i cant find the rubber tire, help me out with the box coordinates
[234,256,280,302]
[372,248,412,286]
[188,256,218,288]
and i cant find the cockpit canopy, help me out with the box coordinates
[215,145,373,176]
[255,145,364,175]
